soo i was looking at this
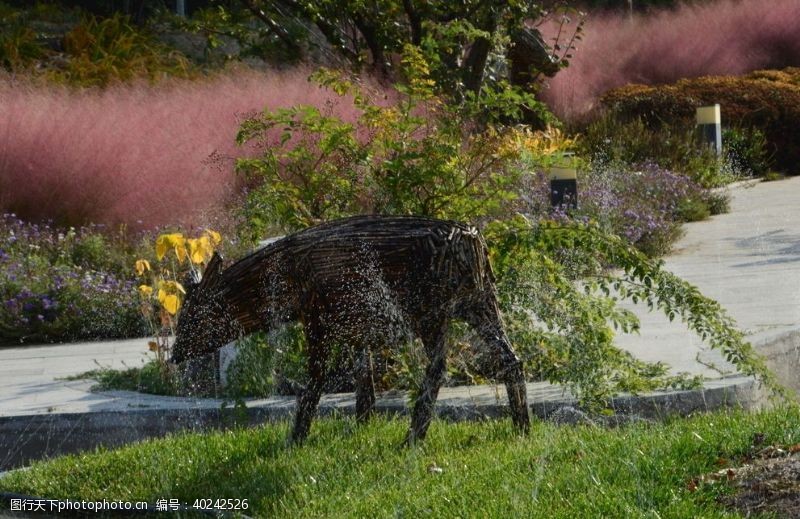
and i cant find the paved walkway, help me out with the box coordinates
[616,177,800,377]
[1,177,798,418]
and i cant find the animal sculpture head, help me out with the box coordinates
[170,252,234,364]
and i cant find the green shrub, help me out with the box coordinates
[763,171,786,182]
[676,197,711,222]
[51,12,194,87]
[722,126,771,178]
[579,114,733,188]
[234,57,521,237]
[223,327,308,398]
[702,190,730,215]
[601,68,800,173]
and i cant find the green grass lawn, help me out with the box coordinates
[3,408,799,518]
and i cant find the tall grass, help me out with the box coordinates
[0,68,368,230]
[541,0,800,120]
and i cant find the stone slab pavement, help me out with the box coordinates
[0,178,798,466]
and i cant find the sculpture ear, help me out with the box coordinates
[199,252,224,291]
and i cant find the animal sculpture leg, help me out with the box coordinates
[406,323,448,445]
[485,339,530,432]
[497,346,530,433]
[464,302,530,433]
[291,317,328,444]
[355,345,376,423]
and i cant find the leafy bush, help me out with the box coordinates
[223,327,310,398]
[0,214,147,344]
[541,0,800,121]
[234,58,520,237]
[723,127,772,178]
[486,217,777,404]
[578,115,732,188]
[600,68,800,173]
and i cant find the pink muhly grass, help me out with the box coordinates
[0,68,373,230]
[541,0,800,121]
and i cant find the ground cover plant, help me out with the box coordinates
[2,407,800,517]
[0,214,147,344]
[541,0,800,121]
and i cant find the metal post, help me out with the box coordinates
[696,104,722,155]
[176,0,186,17]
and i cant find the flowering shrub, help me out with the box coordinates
[0,214,147,344]
[580,163,708,256]
[516,156,709,257]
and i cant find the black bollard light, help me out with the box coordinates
[696,104,722,155]
[549,164,578,210]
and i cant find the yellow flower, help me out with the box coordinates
[134,259,151,276]
[160,293,180,315]
[138,284,153,298]
[155,280,186,315]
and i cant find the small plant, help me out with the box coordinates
[763,171,786,182]
[223,326,309,398]
[134,229,221,369]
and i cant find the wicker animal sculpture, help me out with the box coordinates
[171,215,530,443]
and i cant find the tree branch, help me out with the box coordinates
[236,0,301,52]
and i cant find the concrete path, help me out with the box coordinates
[0,178,798,469]
[615,177,800,377]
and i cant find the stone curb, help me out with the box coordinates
[0,375,758,472]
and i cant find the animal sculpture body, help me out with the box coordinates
[171,215,529,443]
